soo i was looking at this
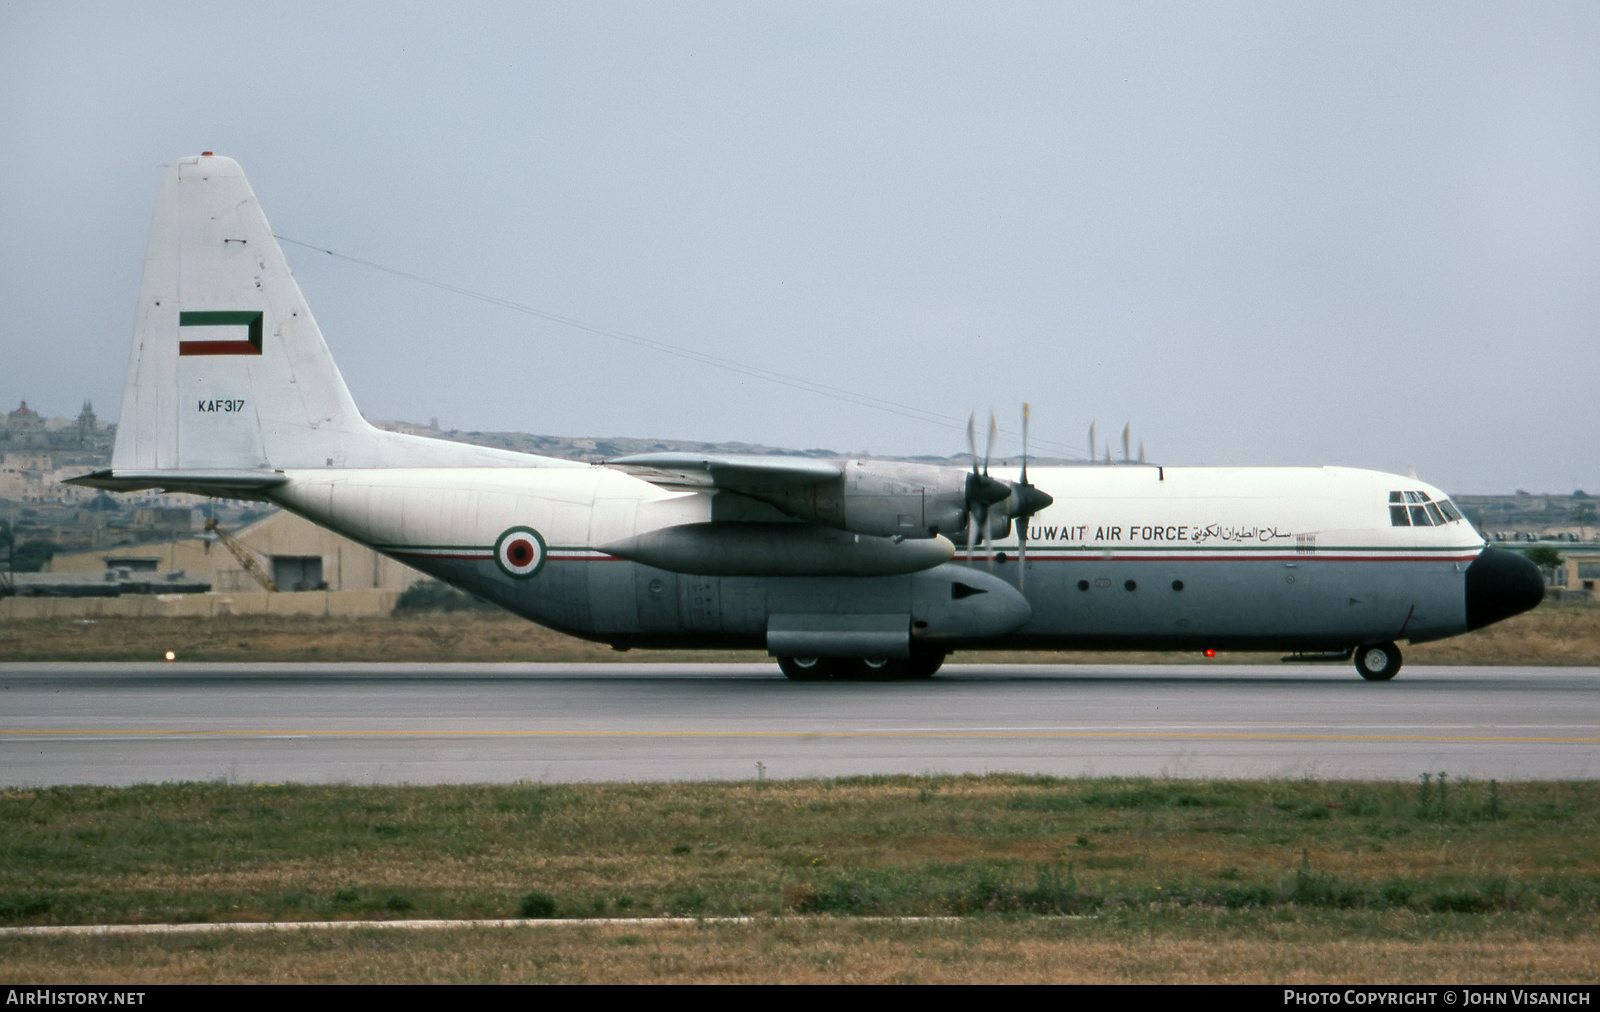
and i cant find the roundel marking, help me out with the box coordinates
[493,526,547,579]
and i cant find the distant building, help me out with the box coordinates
[4,401,42,432]
[76,401,97,443]
[1541,544,1600,599]
[0,451,108,505]
[0,451,55,502]
[47,509,426,594]
[130,506,195,536]
[13,509,428,618]
[1458,492,1599,541]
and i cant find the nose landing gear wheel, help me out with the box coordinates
[777,656,837,681]
[1354,642,1402,681]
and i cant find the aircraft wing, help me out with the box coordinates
[603,453,843,495]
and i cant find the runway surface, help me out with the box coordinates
[1,662,1595,785]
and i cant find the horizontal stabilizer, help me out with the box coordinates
[65,468,287,501]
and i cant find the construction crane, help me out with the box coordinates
[204,517,278,592]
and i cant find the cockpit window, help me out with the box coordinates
[1389,490,1463,527]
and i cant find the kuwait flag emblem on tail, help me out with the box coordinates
[179,311,263,356]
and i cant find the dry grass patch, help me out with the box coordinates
[3,914,1597,984]
[0,611,762,664]
[2,599,1596,665]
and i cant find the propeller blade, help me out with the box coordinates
[1121,422,1130,463]
[967,412,980,475]
[981,503,993,570]
[1016,402,1031,586]
[1138,439,1146,464]
[1016,516,1028,590]
[985,411,997,476]
[1020,402,1031,485]
[1088,420,1096,462]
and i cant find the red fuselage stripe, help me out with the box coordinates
[967,553,1479,564]
[391,550,1473,565]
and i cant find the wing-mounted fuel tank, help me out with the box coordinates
[601,522,954,577]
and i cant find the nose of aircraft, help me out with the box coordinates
[1464,547,1547,631]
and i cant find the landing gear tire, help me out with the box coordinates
[777,656,837,681]
[904,649,947,679]
[843,650,948,680]
[779,652,946,681]
[1354,642,1402,681]
[840,658,905,681]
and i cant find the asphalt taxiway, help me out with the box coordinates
[1,662,1594,785]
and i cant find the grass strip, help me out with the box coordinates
[2,776,1596,982]
[1,776,1595,926]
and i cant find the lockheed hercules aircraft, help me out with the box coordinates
[70,155,1545,680]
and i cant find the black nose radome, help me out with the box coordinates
[1465,547,1546,631]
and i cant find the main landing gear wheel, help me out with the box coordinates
[903,649,947,679]
[777,651,947,681]
[842,653,947,680]
[841,658,904,681]
[1354,642,1402,681]
[777,656,837,681]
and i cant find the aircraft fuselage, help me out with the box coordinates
[268,461,1503,655]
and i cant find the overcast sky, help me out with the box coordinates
[2,2,1596,493]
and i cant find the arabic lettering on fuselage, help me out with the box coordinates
[1025,523,1291,544]
[1189,523,1289,544]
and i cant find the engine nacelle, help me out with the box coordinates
[606,452,1049,543]
[750,460,973,539]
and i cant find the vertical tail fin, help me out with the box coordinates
[107,153,549,476]
[113,153,374,470]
